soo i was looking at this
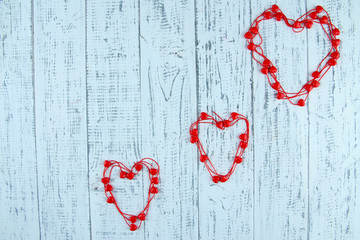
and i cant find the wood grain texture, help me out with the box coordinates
[33,0,90,239]
[307,0,360,239]
[139,0,198,239]
[196,0,253,239]
[86,0,145,239]
[0,1,39,239]
[252,1,309,240]
[1,0,359,239]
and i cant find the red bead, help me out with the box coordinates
[272,82,280,90]
[312,71,320,78]
[328,58,337,66]
[316,5,323,13]
[276,92,285,99]
[220,176,227,182]
[311,80,320,88]
[309,12,318,19]
[120,171,127,178]
[212,176,220,183]
[150,187,158,194]
[275,13,283,21]
[244,32,253,39]
[332,39,341,47]
[263,11,272,19]
[150,168,158,175]
[135,164,143,171]
[304,84,313,92]
[263,59,271,67]
[105,184,113,191]
[151,177,159,184]
[239,133,248,141]
[127,172,135,180]
[200,112,208,120]
[293,21,301,28]
[235,156,243,164]
[333,28,340,36]
[240,141,248,149]
[138,213,146,221]
[298,99,305,107]
[247,43,256,51]
[190,136,198,144]
[305,21,313,29]
[223,120,231,127]
[261,67,268,74]
[130,216,137,223]
[320,16,328,24]
[271,4,279,12]
[190,129,198,136]
[216,121,224,129]
[104,160,112,168]
[107,196,115,203]
[330,51,340,59]
[231,112,239,119]
[269,66,277,73]
[130,224,137,231]
[101,177,110,184]
[249,27,258,34]
[200,155,208,162]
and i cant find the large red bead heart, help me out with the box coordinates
[245,5,340,106]
[102,158,159,231]
[189,112,249,183]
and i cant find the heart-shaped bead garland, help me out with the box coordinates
[245,5,340,107]
[102,158,159,231]
[189,112,249,183]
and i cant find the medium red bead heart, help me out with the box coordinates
[120,171,127,178]
[130,224,137,231]
[247,43,256,51]
[271,4,279,12]
[105,185,113,191]
[107,196,115,204]
[263,11,272,19]
[126,172,134,180]
[130,216,137,223]
[104,160,112,168]
[249,27,258,34]
[309,12,317,19]
[304,84,313,92]
[261,67,269,74]
[272,82,281,90]
[298,99,305,107]
[316,5,324,13]
[332,39,341,47]
[328,59,337,66]
[276,92,285,100]
[150,168,158,175]
[244,32,253,39]
[190,112,249,183]
[269,66,277,73]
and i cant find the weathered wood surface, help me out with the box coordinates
[1,0,359,239]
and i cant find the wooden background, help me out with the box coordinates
[1,0,359,239]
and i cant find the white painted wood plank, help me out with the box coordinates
[307,1,360,239]
[86,1,146,239]
[0,1,39,239]
[251,1,309,239]
[33,0,90,239]
[139,0,198,239]
[195,0,254,239]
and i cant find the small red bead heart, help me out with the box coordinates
[245,5,340,106]
[102,158,160,231]
[190,112,249,183]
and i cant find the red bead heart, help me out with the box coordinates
[189,112,249,183]
[102,158,160,231]
[245,5,340,106]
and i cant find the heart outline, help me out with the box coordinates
[101,158,159,231]
[245,5,340,106]
[189,112,249,183]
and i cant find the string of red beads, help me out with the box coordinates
[101,158,160,231]
[245,5,340,106]
[189,112,249,183]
